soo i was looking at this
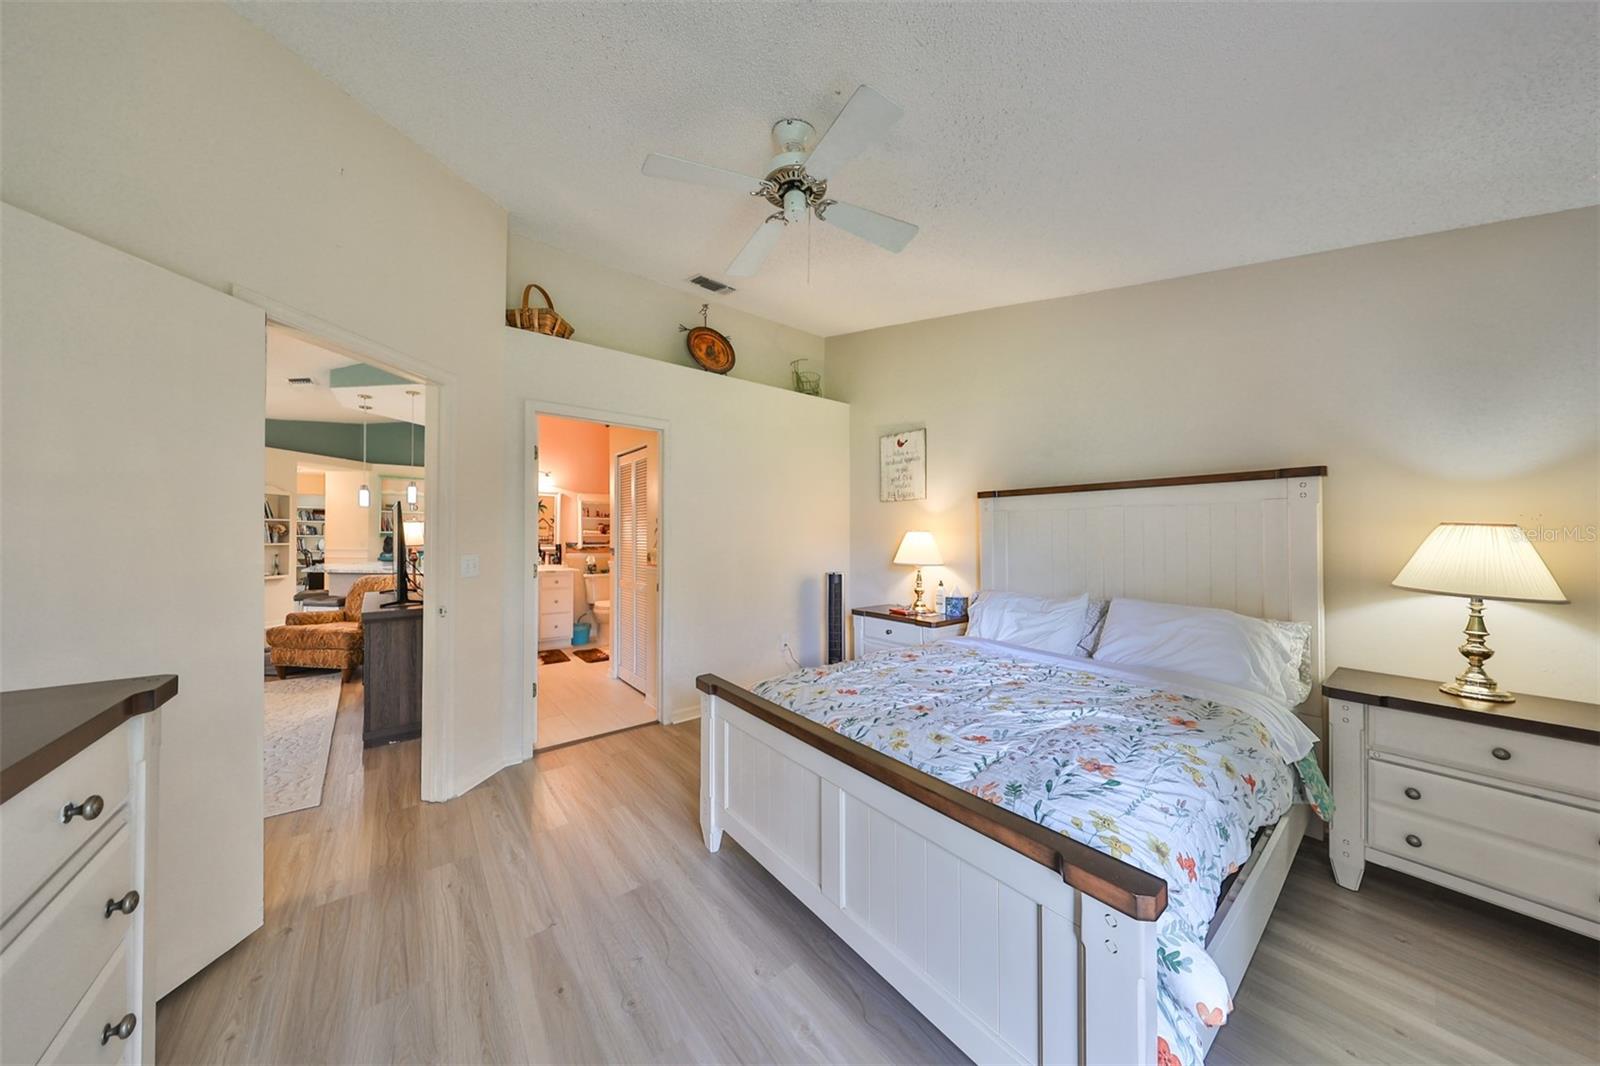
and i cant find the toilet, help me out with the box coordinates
[583,571,611,645]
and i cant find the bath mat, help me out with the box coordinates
[263,672,341,818]
[539,649,571,665]
[574,648,609,664]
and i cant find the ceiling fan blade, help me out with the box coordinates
[817,200,918,253]
[803,85,904,180]
[641,153,764,195]
[726,215,787,277]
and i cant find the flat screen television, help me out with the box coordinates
[386,501,420,606]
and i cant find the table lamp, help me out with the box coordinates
[1392,523,1567,703]
[894,530,942,614]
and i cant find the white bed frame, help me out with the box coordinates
[699,469,1324,1065]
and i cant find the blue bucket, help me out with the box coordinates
[571,621,592,646]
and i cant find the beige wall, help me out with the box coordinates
[508,232,825,391]
[828,209,1599,703]
[2,2,511,791]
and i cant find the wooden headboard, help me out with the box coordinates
[977,467,1327,741]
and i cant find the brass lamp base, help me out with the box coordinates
[1440,596,1516,703]
[910,566,928,614]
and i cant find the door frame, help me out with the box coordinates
[523,399,667,756]
[236,288,459,804]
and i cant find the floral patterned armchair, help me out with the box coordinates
[266,574,395,680]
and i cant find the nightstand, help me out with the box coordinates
[1325,667,1600,937]
[851,605,967,660]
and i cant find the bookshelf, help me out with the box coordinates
[263,490,292,578]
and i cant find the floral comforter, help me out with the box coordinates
[752,638,1331,1066]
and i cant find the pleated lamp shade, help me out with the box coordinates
[1393,523,1567,603]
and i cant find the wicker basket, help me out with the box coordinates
[506,283,575,339]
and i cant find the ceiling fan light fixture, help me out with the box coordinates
[641,83,918,279]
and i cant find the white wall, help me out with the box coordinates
[2,2,510,794]
[508,232,826,391]
[505,329,850,729]
[828,208,1599,703]
[2,204,267,998]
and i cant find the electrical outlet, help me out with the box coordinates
[460,554,480,578]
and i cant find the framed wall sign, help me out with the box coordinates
[879,428,927,502]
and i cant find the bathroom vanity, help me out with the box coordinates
[537,565,575,646]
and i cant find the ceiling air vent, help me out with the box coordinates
[687,274,736,294]
[286,376,315,386]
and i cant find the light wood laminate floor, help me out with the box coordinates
[158,685,1599,1064]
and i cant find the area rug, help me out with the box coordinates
[573,648,609,663]
[263,672,342,818]
[539,649,571,665]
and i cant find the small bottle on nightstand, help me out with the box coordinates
[935,580,946,615]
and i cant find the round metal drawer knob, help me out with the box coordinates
[105,890,140,918]
[1491,747,1512,761]
[61,794,104,824]
[101,1013,137,1045]
[1403,787,1421,801]
[884,628,893,636]
[1405,833,1423,848]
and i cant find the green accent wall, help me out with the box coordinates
[265,419,424,465]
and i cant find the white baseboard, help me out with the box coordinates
[669,703,701,725]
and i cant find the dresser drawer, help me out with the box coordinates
[538,588,571,616]
[540,570,573,591]
[1369,759,1600,862]
[39,941,137,1066]
[1370,707,1600,801]
[1369,805,1600,922]
[1,824,136,1065]
[860,618,923,647]
[856,635,906,659]
[539,613,572,640]
[0,726,130,920]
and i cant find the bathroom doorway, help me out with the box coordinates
[525,409,661,751]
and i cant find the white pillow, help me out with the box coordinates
[1092,598,1312,708]
[965,590,1090,657]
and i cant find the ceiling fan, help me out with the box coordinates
[641,84,919,278]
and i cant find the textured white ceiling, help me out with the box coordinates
[234,2,1597,337]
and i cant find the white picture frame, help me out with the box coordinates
[879,428,926,502]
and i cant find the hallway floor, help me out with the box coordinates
[535,641,653,749]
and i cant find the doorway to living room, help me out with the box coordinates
[261,323,436,818]
[525,409,661,750]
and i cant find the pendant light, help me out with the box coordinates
[357,394,372,508]
[405,389,420,507]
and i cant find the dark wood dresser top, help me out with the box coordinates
[1,674,178,802]
[1325,667,1599,744]
[852,604,969,629]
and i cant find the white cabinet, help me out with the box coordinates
[851,607,967,660]
[1,678,167,1065]
[1327,668,1600,938]
[537,567,574,645]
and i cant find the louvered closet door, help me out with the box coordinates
[615,454,636,683]
[616,448,651,695]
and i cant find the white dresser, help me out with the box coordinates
[851,605,968,659]
[1327,668,1599,937]
[0,675,171,1065]
[537,566,575,646]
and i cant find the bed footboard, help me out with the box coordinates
[698,677,1161,1066]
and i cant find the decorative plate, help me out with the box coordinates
[685,325,735,374]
